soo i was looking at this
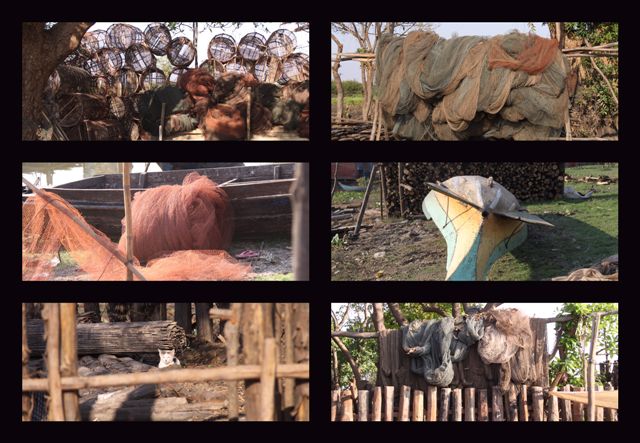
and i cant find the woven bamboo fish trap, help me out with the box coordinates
[108,96,131,119]
[81,30,109,55]
[57,93,109,127]
[125,43,156,73]
[282,52,309,83]
[144,23,172,56]
[87,74,112,96]
[84,56,103,77]
[96,48,124,76]
[107,23,145,50]
[225,58,250,75]
[208,34,236,63]
[115,67,140,96]
[141,67,167,91]
[167,37,196,67]
[64,51,88,68]
[83,119,124,140]
[238,32,266,61]
[253,55,273,83]
[266,29,296,59]
[168,67,187,85]
[130,93,146,114]
[199,59,225,79]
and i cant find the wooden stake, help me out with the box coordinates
[531,386,544,421]
[22,303,33,421]
[464,388,475,421]
[260,338,277,421]
[426,385,437,421]
[560,384,573,421]
[341,394,353,421]
[224,303,242,420]
[439,387,451,421]
[452,388,462,421]
[477,389,489,421]
[331,390,340,421]
[159,102,166,141]
[412,389,424,421]
[398,385,411,421]
[491,386,504,421]
[372,386,382,421]
[384,386,394,421]
[44,303,64,421]
[60,303,79,421]
[398,163,405,218]
[247,87,252,140]
[379,164,387,220]
[359,390,370,421]
[122,163,134,281]
[603,383,616,421]
[519,384,529,421]
[353,164,378,237]
[507,384,518,421]
[22,177,147,281]
[587,313,601,421]
[292,163,309,280]
[548,386,560,421]
[282,303,296,410]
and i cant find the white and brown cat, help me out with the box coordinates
[158,349,181,369]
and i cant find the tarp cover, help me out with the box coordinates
[375,31,570,140]
[402,316,484,387]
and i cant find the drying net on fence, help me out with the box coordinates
[375,31,569,140]
[402,316,484,387]
[22,173,249,281]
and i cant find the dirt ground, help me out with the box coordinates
[51,236,292,281]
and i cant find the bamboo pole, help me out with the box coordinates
[44,303,64,421]
[22,177,147,281]
[224,303,242,420]
[23,363,309,392]
[587,313,602,421]
[122,163,134,281]
[260,338,277,421]
[60,303,79,421]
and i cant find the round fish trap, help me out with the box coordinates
[281,52,309,83]
[199,59,225,79]
[167,37,196,67]
[225,60,249,75]
[266,29,297,59]
[141,67,167,91]
[88,75,114,96]
[208,34,236,63]
[253,55,272,83]
[168,67,187,85]
[238,32,266,61]
[96,48,124,76]
[83,56,102,77]
[130,94,145,115]
[108,96,130,119]
[144,23,172,56]
[81,30,108,55]
[107,23,145,50]
[125,43,156,73]
[115,67,140,96]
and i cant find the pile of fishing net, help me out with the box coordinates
[552,254,618,281]
[375,31,570,140]
[402,308,535,391]
[22,173,250,281]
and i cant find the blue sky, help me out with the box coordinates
[331,22,550,81]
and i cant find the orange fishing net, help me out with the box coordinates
[22,174,250,281]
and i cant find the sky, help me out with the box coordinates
[331,22,550,81]
[89,22,309,69]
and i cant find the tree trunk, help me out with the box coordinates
[372,303,386,332]
[292,163,309,281]
[22,22,93,140]
[195,303,213,343]
[331,34,345,122]
[388,303,408,326]
[452,303,462,318]
[174,303,192,333]
[83,303,101,322]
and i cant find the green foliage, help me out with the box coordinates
[549,302,618,387]
[331,80,364,96]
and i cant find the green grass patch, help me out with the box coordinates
[253,273,294,281]
[331,95,364,106]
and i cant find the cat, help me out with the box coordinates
[158,349,181,369]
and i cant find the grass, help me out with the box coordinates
[252,273,294,281]
[331,95,364,106]
[332,177,382,209]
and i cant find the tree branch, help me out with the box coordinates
[48,22,94,63]
[480,303,503,312]
[420,303,449,317]
[331,336,362,383]
[452,303,462,318]
[331,331,379,339]
[585,38,618,106]
[387,303,408,326]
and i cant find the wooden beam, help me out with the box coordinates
[60,303,79,421]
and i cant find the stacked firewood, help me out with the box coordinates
[383,162,565,216]
[331,120,373,141]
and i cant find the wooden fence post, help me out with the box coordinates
[292,303,309,421]
[398,385,411,421]
[22,303,32,421]
[439,387,451,421]
[60,303,79,421]
[242,303,268,421]
[259,338,277,421]
[331,390,340,421]
[412,389,424,421]
[547,387,559,421]
[560,385,573,421]
[507,385,518,421]
[587,314,601,421]
[595,384,604,421]
[477,389,489,421]
[224,303,241,421]
[384,386,394,421]
[452,388,462,421]
[341,394,353,421]
[603,383,616,421]
[372,386,382,421]
[195,303,214,343]
[571,386,584,421]
[464,388,475,421]
[174,303,192,333]
[426,385,438,421]
[358,390,369,421]
[519,385,529,421]
[43,303,64,421]
[491,387,505,421]
[531,386,544,421]
[292,162,309,280]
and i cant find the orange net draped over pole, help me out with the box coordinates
[22,173,249,281]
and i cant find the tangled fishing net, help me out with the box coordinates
[375,31,570,140]
[22,173,249,281]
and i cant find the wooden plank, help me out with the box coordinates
[358,390,370,421]
[519,384,529,421]
[81,399,226,421]
[491,386,505,421]
[398,385,411,421]
[331,390,340,421]
[531,386,544,421]
[548,387,559,422]
[426,385,438,421]
[507,384,518,421]
[477,389,489,421]
[464,388,475,422]
[412,389,424,421]
[452,388,462,421]
[438,387,450,421]
[560,385,573,421]
[384,386,394,421]
[372,386,382,421]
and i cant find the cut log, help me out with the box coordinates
[27,320,187,355]
[81,399,227,421]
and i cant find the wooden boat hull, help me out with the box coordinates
[23,164,295,241]
[423,191,527,280]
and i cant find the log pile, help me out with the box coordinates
[27,320,187,356]
[331,120,373,141]
[383,162,565,216]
